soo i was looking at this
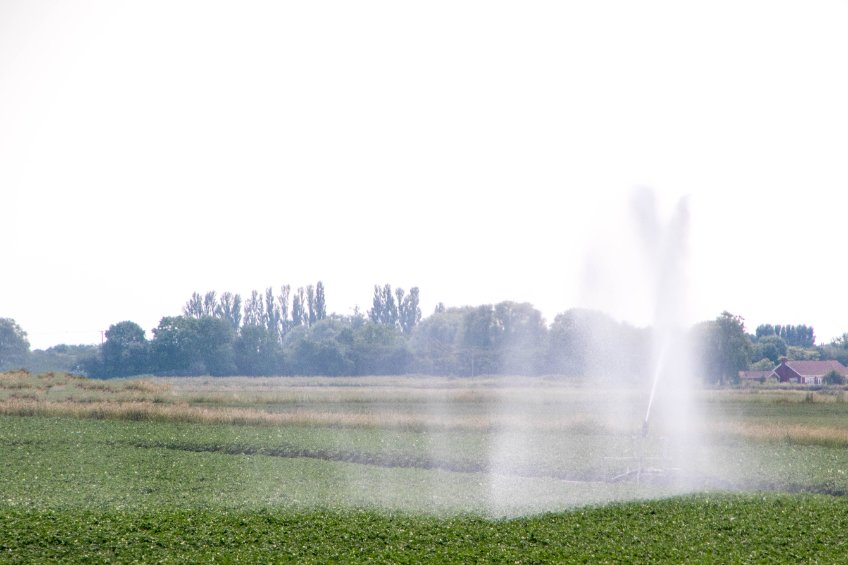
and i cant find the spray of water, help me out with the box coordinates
[486,187,707,515]
[642,338,667,437]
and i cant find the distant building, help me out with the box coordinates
[773,360,848,385]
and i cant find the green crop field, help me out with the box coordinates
[3,370,848,562]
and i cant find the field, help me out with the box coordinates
[3,370,848,562]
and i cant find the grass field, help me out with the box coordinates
[3,370,848,562]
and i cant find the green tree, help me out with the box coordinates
[242,290,264,327]
[283,318,354,376]
[306,285,316,326]
[493,301,547,375]
[545,308,647,379]
[215,292,242,332]
[183,292,204,319]
[195,316,237,375]
[278,285,291,335]
[265,287,280,339]
[101,321,149,377]
[751,334,787,364]
[824,369,845,385]
[694,311,752,385]
[409,308,464,375]
[399,287,422,334]
[234,324,281,375]
[350,321,411,375]
[291,287,305,327]
[369,285,383,323]
[0,318,30,370]
[202,291,217,317]
[458,305,500,376]
[151,316,198,374]
[314,281,327,322]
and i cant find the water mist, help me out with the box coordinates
[481,187,710,516]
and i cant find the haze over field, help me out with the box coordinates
[2,1,847,349]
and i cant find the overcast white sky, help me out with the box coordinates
[2,1,847,349]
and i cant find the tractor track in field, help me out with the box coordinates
[125,439,842,495]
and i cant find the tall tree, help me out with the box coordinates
[291,287,305,327]
[306,285,316,326]
[215,292,242,332]
[235,324,281,376]
[202,291,217,317]
[493,301,547,375]
[278,285,291,335]
[381,284,398,327]
[395,288,405,320]
[243,290,264,327]
[0,318,30,370]
[265,287,280,339]
[183,292,204,319]
[314,281,327,321]
[195,316,236,375]
[151,316,198,374]
[409,308,464,375]
[101,321,149,377]
[694,311,752,385]
[369,285,383,323]
[399,287,422,334]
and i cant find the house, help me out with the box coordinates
[772,359,848,385]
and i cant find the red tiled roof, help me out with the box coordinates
[785,360,848,377]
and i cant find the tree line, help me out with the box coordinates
[3,286,848,383]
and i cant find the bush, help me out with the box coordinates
[824,370,845,385]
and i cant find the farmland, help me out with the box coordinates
[3,370,848,562]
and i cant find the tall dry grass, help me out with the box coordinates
[0,396,619,432]
[714,421,848,448]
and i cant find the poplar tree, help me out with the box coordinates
[265,287,280,339]
[306,285,316,326]
[183,292,204,319]
[278,285,291,335]
[243,290,264,327]
[369,285,383,323]
[216,292,242,332]
[381,284,398,327]
[291,287,305,327]
[315,281,327,321]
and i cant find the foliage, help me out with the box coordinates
[350,322,411,375]
[10,279,847,381]
[5,494,848,563]
[546,309,649,380]
[694,311,752,385]
[823,369,845,385]
[408,309,464,375]
[751,334,787,364]
[100,321,149,378]
[234,324,281,376]
[0,317,30,370]
[750,358,775,371]
[7,375,848,561]
[786,345,821,361]
[25,344,99,374]
[756,323,816,348]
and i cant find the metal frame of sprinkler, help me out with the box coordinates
[605,418,678,484]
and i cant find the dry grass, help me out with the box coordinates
[0,395,618,432]
[1,371,639,432]
[714,421,848,447]
[0,370,171,404]
[9,371,848,445]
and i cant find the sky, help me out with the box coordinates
[2,0,847,350]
